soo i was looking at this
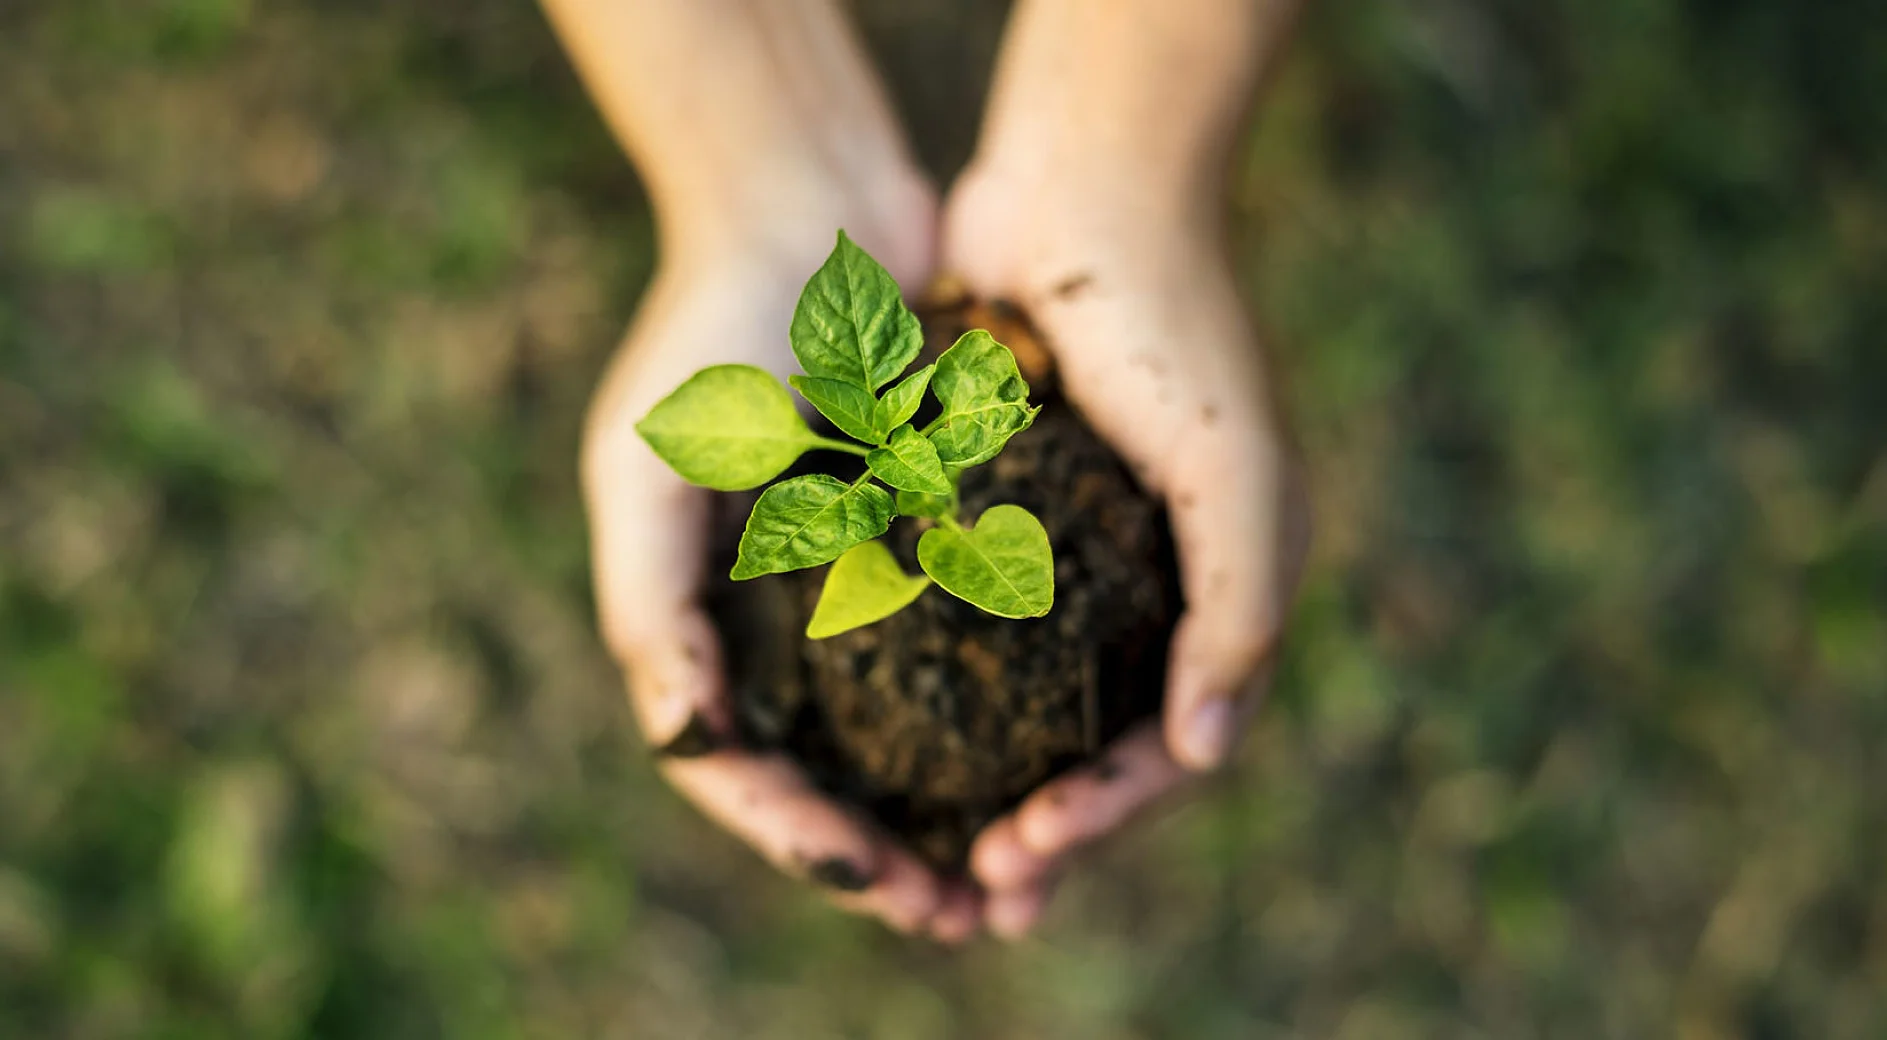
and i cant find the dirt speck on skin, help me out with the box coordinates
[653,711,723,759]
[804,856,875,892]
[708,300,1179,872]
[1050,271,1095,299]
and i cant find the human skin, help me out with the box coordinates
[540,0,970,939]
[941,0,1311,938]
[541,0,1309,940]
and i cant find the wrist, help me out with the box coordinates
[653,154,938,290]
[944,154,1222,287]
[957,143,1224,239]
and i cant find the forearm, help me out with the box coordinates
[970,0,1302,227]
[538,0,931,271]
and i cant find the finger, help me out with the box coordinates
[1162,432,1310,771]
[825,845,946,934]
[663,751,944,931]
[1014,723,1190,857]
[970,814,1052,892]
[986,878,1058,941]
[926,880,984,945]
[621,608,737,752]
[583,405,725,746]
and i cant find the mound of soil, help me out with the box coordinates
[705,298,1179,871]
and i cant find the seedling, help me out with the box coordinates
[636,231,1055,638]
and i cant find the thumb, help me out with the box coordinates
[583,410,732,749]
[1161,433,1309,772]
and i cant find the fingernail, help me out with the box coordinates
[1181,697,1237,771]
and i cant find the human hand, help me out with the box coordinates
[580,180,985,941]
[939,165,1313,938]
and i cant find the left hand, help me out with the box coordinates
[940,164,1313,938]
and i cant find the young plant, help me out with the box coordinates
[635,231,1054,638]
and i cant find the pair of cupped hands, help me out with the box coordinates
[582,160,1310,942]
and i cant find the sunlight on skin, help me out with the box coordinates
[943,0,1311,935]
[550,0,1308,940]
[549,0,951,935]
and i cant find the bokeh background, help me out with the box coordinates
[3,0,1884,1036]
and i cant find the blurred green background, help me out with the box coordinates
[2,0,1883,1036]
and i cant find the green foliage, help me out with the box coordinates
[806,541,931,639]
[789,230,924,392]
[865,424,952,494]
[871,363,934,437]
[894,487,956,520]
[731,475,894,579]
[638,232,1055,631]
[916,505,1055,618]
[634,365,817,490]
[10,2,1887,1032]
[789,375,879,444]
[926,330,1039,466]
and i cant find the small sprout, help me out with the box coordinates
[637,230,1056,637]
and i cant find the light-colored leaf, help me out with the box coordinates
[926,330,1038,467]
[806,541,931,639]
[732,475,894,580]
[789,375,879,445]
[895,487,955,519]
[635,365,814,490]
[871,364,934,439]
[789,231,923,391]
[916,504,1054,618]
[866,424,953,494]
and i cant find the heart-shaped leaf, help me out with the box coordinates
[732,475,894,579]
[790,375,878,445]
[926,330,1039,467]
[866,424,952,494]
[806,541,931,639]
[871,363,934,439]
[789,231,923,392]
[916,504,1054,618]
[635,364,814,490]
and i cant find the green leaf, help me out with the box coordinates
[635,364,814,490]
[926,330,1039,467]
[789,375,879,444]
[732,475,894,580]
[806,541,931,639]
[871,364,934,439]
[866,424,953,494]
[789,230,923,391]
[895,488,955,519]
[917,504,1055,618]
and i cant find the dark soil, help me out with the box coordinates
[705,300,1180,872]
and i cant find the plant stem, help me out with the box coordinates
[811,436,870,457]
[938,514,965,533]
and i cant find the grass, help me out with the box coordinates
[1,0,1883,1036]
